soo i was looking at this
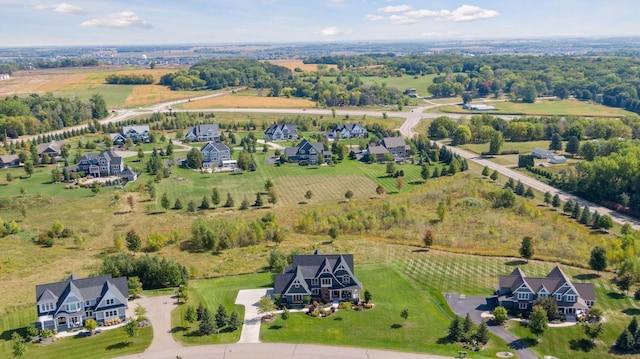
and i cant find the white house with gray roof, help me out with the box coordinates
[497,266,595,316]
[36,274,128,331]
[200,141,231,167]
[264,123,298,142]
[110,125,150,143]
[324,123,367,140]
[185,124,221,142]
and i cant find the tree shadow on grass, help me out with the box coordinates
[607,292,626,300]
[412,249,429,253]
[622,308,640,316]
[574,273,599,281]
[570,338,595,352]
[509,337,538,350]
[171,326,188,334]
[106,341,131,350]
[334,317,343,321]
[505,260,527,266]
[409,181,422,185]
[390,323,403,329]
[436,336,452,344]
[268,325,283,330]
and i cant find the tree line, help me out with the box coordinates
[105,73,154,85]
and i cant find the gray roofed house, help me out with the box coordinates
[324,123,367,140]
[200,141,231,167]
[37,140,64,159]
[283,138,331,165]
[366,136,410,162]
[274,251,363,306]
[36,274,128,331]
[185,124,221,142]
[0,154,20,168]
[69,150,137,182]
[110,125,150,143]
[264,123,298,141]
[497,266,595,316]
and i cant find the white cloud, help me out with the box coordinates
[330,0,347,3]
[33,2,87,15]
[318,26,346,36]
[421,31,460,37]
[364,14,385,22]
[80,11,152,29]
[378,5,412,13]
[390,15,417,25]
[406,5,498,22]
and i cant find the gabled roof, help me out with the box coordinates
[122,125,150,134]
[36,274,128,307]
[37,141,64,155]
[381,137,407,149]
[265,123,297,135]
[78,151,123,165]
[187,124,220,137]
[201,141,230,152]
[498,266,594,301]
[0,154,19,163]
[368,144,389,155]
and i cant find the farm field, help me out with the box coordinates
[390,245,640,359]
[0,304,152,359]
[433,99,637,117]
[266,60,337,72]
[179,91,317,109]
[260,262,509,356]
[0,66,216,109]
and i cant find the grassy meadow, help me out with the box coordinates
[433,99,637,117]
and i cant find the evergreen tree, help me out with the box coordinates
[520,236,534,261]
[481,166,490,177]
[173,198,183,210]
[629,316,638,336]
[565,136,580,154]
[591,211,600,229]
[199,308,215,335]
[211,187,221,207]
[589,246,607,274]
[515,180,525,195]
[200,195,211,210]
[580,206,591,225]
[525,187,535,199]
[563,199,574,214]
[215,304,229,329]
[126,229,142,253]
[475,321,490,345]
[432,166,440,178]
[228,311,241,331]
[196,303,206,321]
[448,316,463,342]
[490,170,499,181]
[160,193,171,211]
[544,191,552,205]
[549,133,563,151]
[552,194,561,208]
[421,165,430,181]
[184,306,197,327]
[224,192,235,207]
[254,192,263,207]
[572,201,581,219]
[617,328,635,351]
[240,197,250,210]
[187,200,197,212]
[505,177,515,190]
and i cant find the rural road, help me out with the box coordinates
[8,93,639,231]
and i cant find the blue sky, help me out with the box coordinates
[1,0,639,47]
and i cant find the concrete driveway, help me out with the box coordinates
[127,295,182,354]
[445,293,537,359]
[235,288,272,343]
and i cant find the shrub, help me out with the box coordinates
[338,301,352,310]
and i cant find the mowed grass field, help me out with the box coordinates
[261,263,510,356]
[435,99,637,117]
[180,91,317,109]
[390,245,640,359]
[320,74,438,97]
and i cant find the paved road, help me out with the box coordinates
[445,293,535,359]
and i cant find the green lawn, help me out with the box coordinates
[0,306,151,359]
[434,99,637,118]
[171,272,273,345]
[55,84,135,109]
[460,140,565,156]
[261,263,510,356]
[319,74,438,97]
[389,245,640,359]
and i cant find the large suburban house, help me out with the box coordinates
[185,124,221,142]
[284,138,332,165]
[37,140,65,159]
[69,151,137,182]
[367,136,411,162]
[0,154,20,168]
[110,125,150,144]
[36,274,128,331]
[324,123,367,140]
[264,123,298,141]
[274,251,363,306]
[200,141,231,167]
[496,266,596,316]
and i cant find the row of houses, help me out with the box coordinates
[0,140,66,169]
[33,251,595,332]
[264,123,367,142]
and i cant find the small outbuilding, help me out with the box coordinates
[532,147,553,159]
[550,155,567,164]
[462,103,496,111]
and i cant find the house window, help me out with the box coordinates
[292,295,303,304]
[332,290,340,298]
[106,299,114,305]
[556,294,562,301]
[342,275,350,284]
[321,278,332,287]
[517,292,529,300]
[67,303,78,311]
[57,317,67,325]
[311,279,318,286]
[312,289,320,295]
[85,300,92,306]
[518,303,528,310]
[538,293,547,298]
[566,295,576,303]
[85,311,93,318]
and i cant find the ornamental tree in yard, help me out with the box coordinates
[493,306,508,325]
[528,305,548,340]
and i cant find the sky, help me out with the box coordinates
[1,0,640,47]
